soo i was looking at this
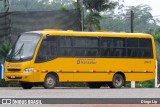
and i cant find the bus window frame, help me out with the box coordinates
[35,36,154,63]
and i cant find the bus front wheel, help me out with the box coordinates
[21,82,33,89]
[43,74,57,89]
[108,73,125,88]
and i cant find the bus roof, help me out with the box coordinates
[26,30,153,38]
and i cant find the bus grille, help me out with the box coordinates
[7,69,21,72]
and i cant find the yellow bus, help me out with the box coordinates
[4,30,156,89]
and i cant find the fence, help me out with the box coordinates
[0,9,81,44]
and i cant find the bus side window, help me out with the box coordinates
[101,37,126,57]
[113,38,125,47]
[139,38,153,58]
[72,37,99,57]
[126,38,138,47]
[142,48,152,58]
[35,36,58,63]
[126,38,138,58]
[59,37,73,57]
[35,41,46,62]
[101,38,113,47]
[139,38,152,47]
[114,48,125,57]
[86,49,99,56]
[126,38,153,58]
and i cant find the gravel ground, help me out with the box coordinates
[0,87,160,98]
[0,87,160,107]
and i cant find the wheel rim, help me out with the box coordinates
[46,77,55,87]
[114,76,122,87]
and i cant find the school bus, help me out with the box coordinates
[4,30,156,89]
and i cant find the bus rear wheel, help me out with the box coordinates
[108,73,125,88]
[87,82,102,88]
[21,82,33,89]
[43,74,57,89]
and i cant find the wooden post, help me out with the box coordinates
[155,60,159,87]
[131,81,135,88]
[131,10,134,33]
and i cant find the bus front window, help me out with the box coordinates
[6,33,41,61]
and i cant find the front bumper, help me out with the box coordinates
[4,72,34,82]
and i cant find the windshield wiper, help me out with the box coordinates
[12,43,24,57]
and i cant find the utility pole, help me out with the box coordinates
[130,10,135,88]
[79,0,84,31]
[130,10,134,33]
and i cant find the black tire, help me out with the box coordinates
[21,82,33,89]
[87,82,102,89]
[43,74,57,89]
[108,73,125,88]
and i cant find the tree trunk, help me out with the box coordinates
[88,10,93,31]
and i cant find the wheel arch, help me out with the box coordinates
[45,71,59,82]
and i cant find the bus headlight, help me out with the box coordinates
[24,68,34,73]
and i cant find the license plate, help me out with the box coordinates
[10,75,16,79]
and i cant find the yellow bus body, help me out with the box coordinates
[4,30,156,85]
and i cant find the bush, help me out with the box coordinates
[124,80,155,88]
[0,80,9,87]
[158,61,160,83]
[0,80,20,87]
[0,38,11,62]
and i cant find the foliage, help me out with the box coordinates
[0,80,20,87]
[125,82,131,88]
[59,6,68,11]
[0,38,11,62]
[158,62,160,83]
[83,0,117,31]
[83,0,116,12]
[153,34,160,85]
[154,33,160,81]
[0,39,12,87]
[135,80,155,88]
[85,12,102,30]
[9,0,75,11]
[0,80,9,87]
[73,1,81,9]
[125,80,155,88]
[154,34,160,45]
[1,0,160,34]
[126,5,154,33]
[101,4,160,34]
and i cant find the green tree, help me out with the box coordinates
[0,39,11,62]
[10,0,75,11]
[154,34,160,45]
[101,14,128,32]
[125,5,155,33]
[101,4,160,33]
[83,0,117,31]
[154,33,160,84]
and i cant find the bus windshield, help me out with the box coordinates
[6,33,41,61]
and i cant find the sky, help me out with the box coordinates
[123,0,160,17]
